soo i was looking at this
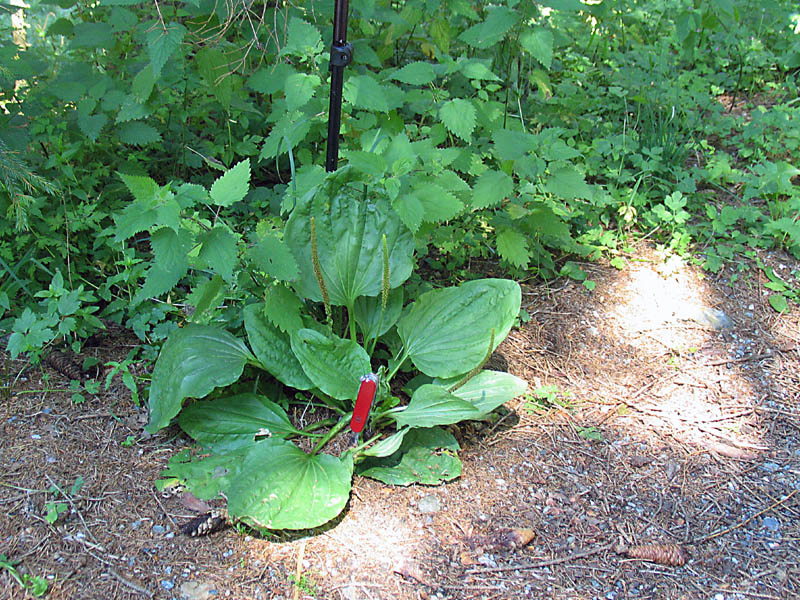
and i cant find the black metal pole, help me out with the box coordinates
[325,0,353,172]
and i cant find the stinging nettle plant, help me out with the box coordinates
[147,172,526,531]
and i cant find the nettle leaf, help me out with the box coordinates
[244,303,312,390]
[459,5,519,49]
[397,279,521,378]
[284,188,414,306]
[392,195,425,234]
[520,28,554,69]
[410,182,463,222]
[290,329,370,400]
[282,17,323,56]
[544,166,593,200]
[77,112,107,142]
[341,150,387,178]
[196,47,235,108]
[145,325,255,433]
[227,439,352,530]
[343,74,388,112]
[285,72,320,111]
[496,228,530,269]
[209,159,250,207]
[70,22,115,49]
[146,22,186,78]
[393,385,483,428]
[197,225,238,282]
[135,227,193,301]
[118,121,161,146]
[246,234,299,282]
[187,274,226,323]
[437,370,528,414]
[390,61,436,85]
[248,63,295,95]
[264,284,304,333]
[492,129,537,160]
[260,113,312,160]
[358,427,461,486]
[472,169,514,209]
[132,65,155,102]
[439,99,476,142]
[179,393,301,452]
[116,96,151,123]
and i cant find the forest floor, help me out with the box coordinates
[2,242,799,600]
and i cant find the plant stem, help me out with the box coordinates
[311,415,351,455]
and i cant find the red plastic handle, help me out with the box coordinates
[350,374,378,433]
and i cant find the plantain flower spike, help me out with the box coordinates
[310,216,332,324]
[381,234,390,310]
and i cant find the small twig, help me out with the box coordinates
[45,474,98,544]
[292,540,306,600]
[691,490,797,544]
[692,352,774,368]
[106,568,155,598]
[152,491,178,529]
[466,545,613,574]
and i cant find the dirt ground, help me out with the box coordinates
[2,243,799,600]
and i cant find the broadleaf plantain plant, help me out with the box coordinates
[147,173,526,531]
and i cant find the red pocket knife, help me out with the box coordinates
[350,373,378,440]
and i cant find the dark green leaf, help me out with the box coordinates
[145,325,255,433]
[397,279,521,378]
[244,304,312,390]
[179,393,301,451]
[290,329,370,400]
[358,428,461,486]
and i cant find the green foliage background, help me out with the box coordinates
[1,0,799,353]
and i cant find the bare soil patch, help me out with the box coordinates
[2,243,799,600]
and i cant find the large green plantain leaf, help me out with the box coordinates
[161,439,353,530]
[435,370,528,414]
[228,441,353,530]
[244,303,313,390]
[396,279,521,378]
[357,428,461,486]
[178,394,302,452]
[146,325,255,433]
[284,185,414,305]
[290,328,371,400]
[392,384,483,428]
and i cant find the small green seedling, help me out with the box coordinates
[0,554,48,597]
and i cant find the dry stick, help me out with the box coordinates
[106,568,155,598]
[692,352,775,368]
[467,544,613,574]
[292,540,306,600]
[691,490,798,544]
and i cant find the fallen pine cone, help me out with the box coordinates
[616,543,688,567]
[44,350,84,381]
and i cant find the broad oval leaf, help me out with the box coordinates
[393,384,483,429]
[362,426,410,457]
[244,303,312,390]
[228,440,353,529]
[396,279,521,378]
[178,393,301,452]
[357,427,461,486]
[284,185,414,306]
[145,325,255,433]
[437,371,528,415]
[353,287,404,342]
[290,328,371,400]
